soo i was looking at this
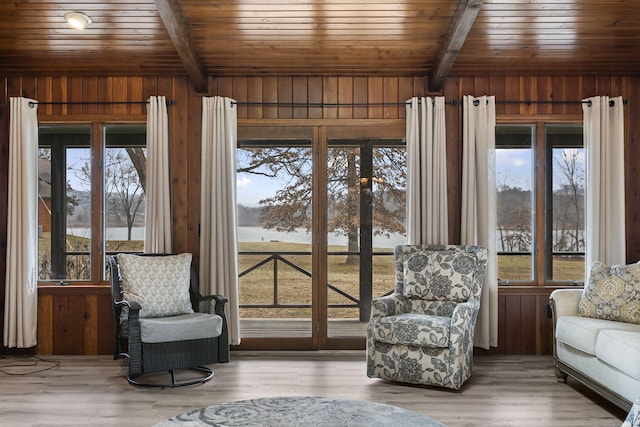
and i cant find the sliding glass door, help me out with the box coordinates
[325,138,406,340]
[236,123,405,349]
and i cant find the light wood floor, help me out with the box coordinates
[0,351,628,427]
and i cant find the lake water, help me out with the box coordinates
[237,226,406,249]
[68,226,406,249]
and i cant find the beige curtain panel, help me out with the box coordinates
[4,97,39,348]
[406,96,448,245]
[200,96,241,345]
[461,95,498,350]
[583,96,626,271]
[144,95,172,253]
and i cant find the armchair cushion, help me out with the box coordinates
[402,250,477,302]
[118,253,194,318]
[139,312,223,344]
[578,261,640,324]
[371,313,451,348]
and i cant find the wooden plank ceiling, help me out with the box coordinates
[1,0,639,92]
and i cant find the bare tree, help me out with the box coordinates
[553,149,584,252]
[496,180,532,252]
[104,148,146,240]
[238,145,406,262]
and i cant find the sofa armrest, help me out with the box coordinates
[549,288,583,361]
[549,288,582,320]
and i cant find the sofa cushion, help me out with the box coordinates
[139,312,223,344]
[118,253,194,318]
[555,315,640,356]
[371,313,451,348]
[578,261,640,324]
[595,330,640,381]
[402,250,477,302]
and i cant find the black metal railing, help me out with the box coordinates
[238,250,393,310]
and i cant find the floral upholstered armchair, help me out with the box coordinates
[367,244,488,390]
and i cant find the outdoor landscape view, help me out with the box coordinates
[37,124,585,327]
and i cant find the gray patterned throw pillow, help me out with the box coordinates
[402,250,477,302]
[578,261,640,324]
[118,253,194,318]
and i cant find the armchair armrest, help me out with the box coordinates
[192,292,230,363]
[114,299,141,325]
[549,289,582,321]
[370,294,404,319]
[194,293,229,316]
[450,300,480,340]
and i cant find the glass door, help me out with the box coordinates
[324,136,406,344]
[235,123,405,349]
[236,126,317,348]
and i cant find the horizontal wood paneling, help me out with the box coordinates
[1,74,639,355]
[3,1,640,78]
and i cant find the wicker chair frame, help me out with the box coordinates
[109,254,230,388]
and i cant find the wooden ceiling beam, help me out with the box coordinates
[155,0,208,93]
[429,0,483,92]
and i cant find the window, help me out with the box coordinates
[38,123,146,283]
[496,123,584,285]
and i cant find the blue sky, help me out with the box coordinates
[496,148,533,191]
[496,147,585,192]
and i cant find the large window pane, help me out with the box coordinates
[236,142,314,338]
[38,123,146,284]
[496,125,534,282]
[547,124,585,282]
[103,124,147,278]
[326,140,405,336]
[38,125,92,281]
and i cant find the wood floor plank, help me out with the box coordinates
[0,352,627,426]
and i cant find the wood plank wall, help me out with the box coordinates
[1,74,639,355]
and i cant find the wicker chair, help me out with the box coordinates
[367,244,488,390]
[109,253,229,388]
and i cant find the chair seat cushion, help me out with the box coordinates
[371,313,451,348]
[139,312,223,344]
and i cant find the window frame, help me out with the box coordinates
[496,116,584,287]
[37,119,146,286]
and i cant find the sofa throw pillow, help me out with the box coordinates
[402,250,477,302]
[578,261,640,325]
[118,253,194,318]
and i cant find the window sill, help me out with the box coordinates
[38,283,110,295]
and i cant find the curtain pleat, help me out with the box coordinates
[144,95,172,253]
[583,96,626,270]
[461,95,498,350]
[200,96,240,345]
[4,97,39,348]
[406,96,448,244]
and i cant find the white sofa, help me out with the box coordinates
[550,288,640,411]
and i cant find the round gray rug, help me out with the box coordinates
[153,396,446,427]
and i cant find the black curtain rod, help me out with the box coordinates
[231,98,627,108]
[475,99,628,107]
[231,100,458,107]
[27,100,176,108]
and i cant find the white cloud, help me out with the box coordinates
[237,176,251,188]
[496,149,529,168]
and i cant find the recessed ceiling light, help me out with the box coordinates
[64,12,92,30]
